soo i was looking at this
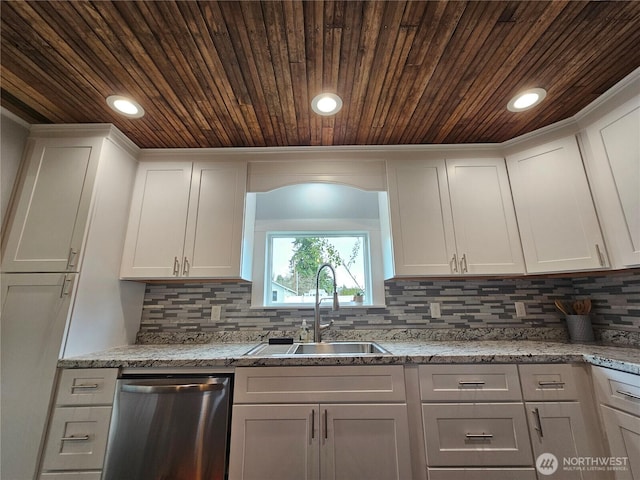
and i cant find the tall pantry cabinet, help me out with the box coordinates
[0,125,144,480]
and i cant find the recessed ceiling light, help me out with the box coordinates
[106,95,145,118]
[507,88,547,112]
[311,93,343,116]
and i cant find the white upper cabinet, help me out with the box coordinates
[580,96,640,267]
[506,136,608,273]
[1,137,102,272]
[120,159,248,279]
[387,157,524,276]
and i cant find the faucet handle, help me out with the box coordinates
[319,319,335,331]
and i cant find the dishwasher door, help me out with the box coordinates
[102,375,232,480]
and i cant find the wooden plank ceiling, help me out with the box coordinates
[2,1,639,148]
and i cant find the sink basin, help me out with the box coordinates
[243,341,389,356]
[294,342,389,355]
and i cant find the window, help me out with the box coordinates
[266,233,370,306]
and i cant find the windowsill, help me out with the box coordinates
[250,303,387,310]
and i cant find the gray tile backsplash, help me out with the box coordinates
[138,269,639,338]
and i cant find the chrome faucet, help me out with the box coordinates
[314,263,339,342]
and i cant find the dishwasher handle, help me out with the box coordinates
[122,380,226,394]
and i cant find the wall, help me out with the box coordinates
[0,109,29,230]
[138,269,639,344]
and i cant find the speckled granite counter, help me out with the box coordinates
[58,340,640,375]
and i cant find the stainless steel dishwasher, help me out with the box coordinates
[102,374,232,480]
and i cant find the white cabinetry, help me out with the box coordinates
[120,159,248,279]
[580,96,640,267]
[39,369,117,478]
[387,157,524,276]
[592,366,640,479]
[418,364,535,478]
[229,366,411,480]
[520,364,609,480]
[506,136,608,273]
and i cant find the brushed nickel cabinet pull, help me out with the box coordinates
[173,256,180,276]
[459,380,485,387]
[311,409,315,440]
[324,409,328,440]
[465,433,493,439]
[532,408,543,437]
[61,434,90,442]
[538,381,565,389]
[71,384,99,390]
[451,254,459,273]
[460,253,468,273]
[617,389,640,401]
[595,244,605,267]
[183,257,190,276]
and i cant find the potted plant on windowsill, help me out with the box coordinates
[353,290,364,304]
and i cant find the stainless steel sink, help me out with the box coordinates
[293,342,389,355]
[243,341,390,356]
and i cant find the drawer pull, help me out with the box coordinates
[538,381,565,389]
[616,389,640,401]
[532,408,544,438]
[465,433,493,439]
[61,434,90,442]
[71,383,99,390]
[458,381,485,387]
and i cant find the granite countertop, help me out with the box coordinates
[58,340,640,375]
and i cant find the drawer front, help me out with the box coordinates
[234,366,406,403]
[592,366,640,416]
[422,403,532,467]
[428,468,537,480]
[40,473,102,480]
[519,364,578,401]
[419,365,521,401]
[57,369,118,406]
[42,406,112,471]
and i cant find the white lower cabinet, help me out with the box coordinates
[427,468,537,480]
[38,368,117,479]
[592,366,640,480]
[229,366,412,480]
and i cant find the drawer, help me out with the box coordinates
[592,366,640,416]
[42,406,112,471]
[40,473,102,480]
[419,365,521,401]
[428,468,537,480]
[519,364,578,401]
[56,369,118,406]
[422,403,532,467]
[234,365,406,403]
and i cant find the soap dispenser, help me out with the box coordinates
[298,319,309,343]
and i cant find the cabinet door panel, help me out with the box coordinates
[582,99,640,267]
[120,162,192,278]
[527,402,607,480]
[600,405,640,480]
[1,273,74,480]
[228,404,319,480]
[183,161,246,277]
[2,138,101,272]
[507,136,607,273]
[322,403,412,480]
[386,159,457,275]
[446,158,524,274]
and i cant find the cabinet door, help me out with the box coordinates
[506,136,608,273]
[581,98,640,267]
[183,161,247,277]
[322,403,412,480]
[2,137,101,272]
[1,273,74,480]
[527,402,607,480]
[120,162,192,278]
[600,405,640,480]
[228,404,319,480]
[386,159,457,275]
[446,158,525,274]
